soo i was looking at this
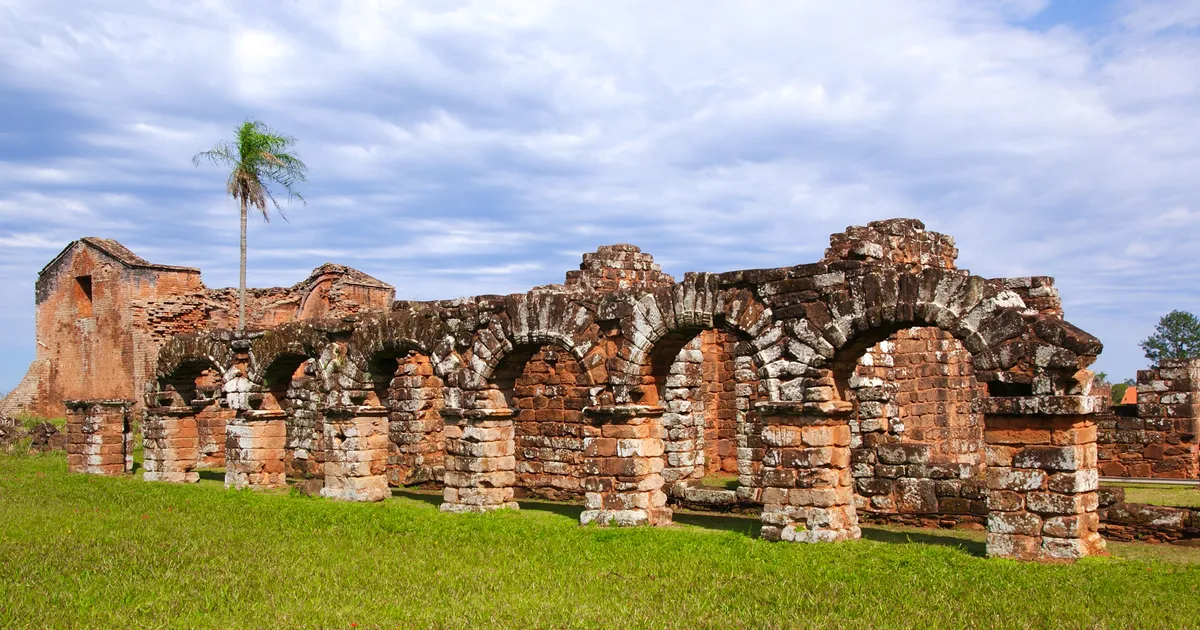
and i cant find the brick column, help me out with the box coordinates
[143,406,200,483]
[756,402,859,543]
[580,405,671,527]
[440,408,518,513]
[66,400,133,476]
[321,405,390,502]
[224,409,287,490]
[982,396,1107,561]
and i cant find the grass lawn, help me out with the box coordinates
[1106,483,1200,508]
[2,454,1200,629]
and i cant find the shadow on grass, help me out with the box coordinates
[517,500,585,521]
[860,526,987,557]
[387,487,984,555]
[674,512,762,538]
[197,469,225,483]
[392,489,442,507]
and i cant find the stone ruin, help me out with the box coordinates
[54,218,1123,561]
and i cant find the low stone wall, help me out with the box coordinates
[1097,487,1200,543]
[1097,359,1200,479]
[65,400,132,476]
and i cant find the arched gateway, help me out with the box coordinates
[140,219,1106,562]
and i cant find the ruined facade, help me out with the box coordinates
[1096,359,1200,479]
[0,237,394,418]
[120,219,1114,561]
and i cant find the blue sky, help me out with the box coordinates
[1,0,1198,390]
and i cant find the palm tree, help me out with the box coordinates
[194,120,307,332]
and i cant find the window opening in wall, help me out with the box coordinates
[75,275,93,318]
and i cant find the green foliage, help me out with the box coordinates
[193,119,307,221]
[1108,483,1200,509]
[1141,310,1200,364]
[13,412,66,431]
[1,455,1199,628]
[1111,382,1131,405]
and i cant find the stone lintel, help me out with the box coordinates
[583,404,665,420]
[324,404,389,419]
[146,406,198,417]
[755,400,854,418]
[441,407,514,420]
[64,399,134,410]
[241,409,287,421]
[977,395,1105,416]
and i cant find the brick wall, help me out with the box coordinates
[3,240,395,419]
[1097,358,1200,479]
[850,327,989,525]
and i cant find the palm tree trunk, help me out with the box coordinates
[239,197,247,333]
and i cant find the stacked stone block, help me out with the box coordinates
[225,409,287,489]
[142,406,200,482]
[509,346,591,500]
[441,409,519,513]
[196,405,231,468]
[385,353,445,486]
[66,399,133,476]
[701,329,740,474]
[580,406,671,526]
[757,402,860,542]
[281,364,325,479]
[658,336,707,493]
[1097,358,1200,479]
[849,328,987,523]
[824,218,958,272]
[564,244,675,293]
[984,413,1106,561]
[321,406,390,502]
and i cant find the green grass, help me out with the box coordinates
[8,412,67,431]
[2,455,1200,629]
[701,472,740,490]
[1106,483,1200,508]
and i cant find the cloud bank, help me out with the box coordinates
[1,0,1198,388]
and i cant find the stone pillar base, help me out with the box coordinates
[145,470,201,482]
[580,507,673,527]
[761,506,861,542]
[981,405,1107,562]
[440,409,519,513]
[321,406,390,502]
[581,405,672,527]
[224,411,287,490]
[66,400,133,476]
[143,407,200,483]
[756,402,860,544]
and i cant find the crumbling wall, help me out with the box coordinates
[145,217,1111,561]
[502,345,590,500]
[3,237,395,418]
[380,351,445,486]
[1098,358,1200,479]
[849,327,989,526]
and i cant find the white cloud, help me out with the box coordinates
[0,0,1198,388]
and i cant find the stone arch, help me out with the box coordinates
[246,322,341,480]
[769,267,1099,405]
[615,281,775,506]
[843,326,989,526]
[462,293,608,408]
[757,267,1105,558]
[146,333,237,482]
[246,321,338,391]
[616,278,777,403]
[483,340,593,500]
[155,332,236,389]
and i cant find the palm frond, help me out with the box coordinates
[197,118,308,223]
